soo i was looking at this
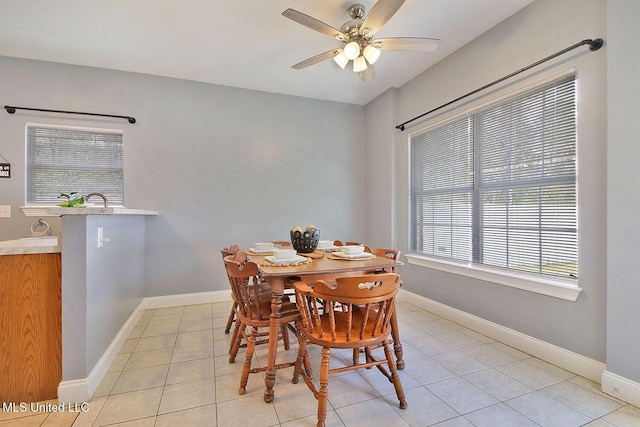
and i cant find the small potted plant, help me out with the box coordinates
[58,192,86,207]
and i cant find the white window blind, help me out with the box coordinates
[410,74,577,279]
[26,125,124,205]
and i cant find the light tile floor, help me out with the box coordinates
[2,299,640,426]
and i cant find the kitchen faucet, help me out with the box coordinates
[85,192,108,207]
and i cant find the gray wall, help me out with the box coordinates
[376,0,608,362]
[364,88,397,250]
[0,56,365,298]
[606,0,640,383]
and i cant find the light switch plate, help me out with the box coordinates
[0,205,10,218]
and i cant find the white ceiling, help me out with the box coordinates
[0,0,533,105]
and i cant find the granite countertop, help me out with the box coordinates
[0,245,61,255]
[0,236,61,255]
[45,207,159,216]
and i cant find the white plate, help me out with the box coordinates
[332,251,375,259]
[265,255,308,265]
[251,247,274,255]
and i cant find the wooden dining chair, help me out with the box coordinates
[291,273,407,427]
[223,251,300,395]
[222,246,277,354]
[221,244,280,330]
[225,250,290,354]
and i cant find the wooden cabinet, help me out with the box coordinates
[0,253,62,403]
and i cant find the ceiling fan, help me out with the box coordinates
[282,0,440,82]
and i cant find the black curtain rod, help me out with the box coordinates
[4,105,136,124]
[395,38,604,131]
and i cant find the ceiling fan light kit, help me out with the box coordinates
[353,55,368,72]
[343,41,361,60]
[363,44,381,64]
[282,0,441,82]
[333,50,349,69]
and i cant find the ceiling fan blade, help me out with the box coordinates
[360,0,406,37]
[359,64,375,82]
[282,8,348,41]
[375,37,441,52]
[291,49,342,70]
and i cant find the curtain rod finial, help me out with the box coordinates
[4,106,16,114]
[589,38,604,51]
[128,117,136,124]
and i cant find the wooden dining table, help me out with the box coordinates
[247,250,403,403]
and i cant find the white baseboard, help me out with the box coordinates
[142,290,231,309]
[57,379,89,404]
[58,290,231,403]
[57,299,148,403]
[602,370,640,407]
[397,289,606,383]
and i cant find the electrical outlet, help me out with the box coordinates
[0,205,11,218]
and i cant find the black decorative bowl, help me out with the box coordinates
[290,228,320,253]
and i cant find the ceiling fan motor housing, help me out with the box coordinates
[348,4,366,19]
[340,4,372,50]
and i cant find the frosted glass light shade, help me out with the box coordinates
[363,45,381,64]
[353,56,368,72]
[343,41,360,60]
[333,51,349,69]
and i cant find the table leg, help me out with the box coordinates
[264,277,284,402]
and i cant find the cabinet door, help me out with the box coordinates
[0,253,62,402]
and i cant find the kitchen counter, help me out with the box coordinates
[2,207,158,402]
[46,207,159,216]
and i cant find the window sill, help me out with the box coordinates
[404,253,582,301]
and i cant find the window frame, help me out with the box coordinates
[24,123,124,207]
[406,73,582,301]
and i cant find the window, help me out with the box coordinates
[410,74,577,281]
[26,124,124,205]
